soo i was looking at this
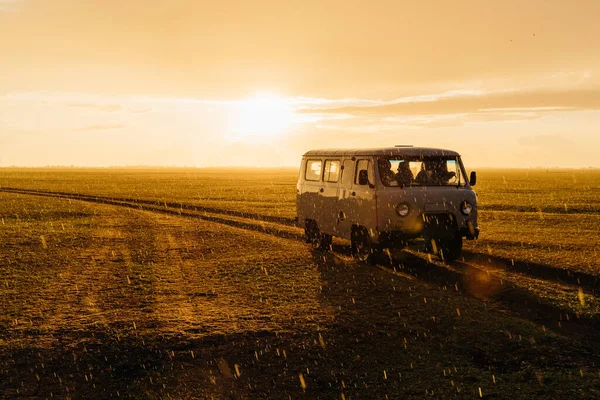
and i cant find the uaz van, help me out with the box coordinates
[296,146,479,262]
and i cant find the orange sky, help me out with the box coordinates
[1,0,600,167]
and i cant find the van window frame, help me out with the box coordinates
[323,159,341,183]
[376,155,467,187]
[305,159,323,182]
[354,158,374,186]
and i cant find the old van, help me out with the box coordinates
[296,146,479,262]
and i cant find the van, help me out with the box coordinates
[296,146,479,262]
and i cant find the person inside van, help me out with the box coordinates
[378,159,397,186]
[415,162,429,184]
[415,159,456,185]
[396,161,414,186]
[432,159,456,184]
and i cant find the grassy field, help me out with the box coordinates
[1,191,600,398]
[1,167,599,275]
[1,168,600,398]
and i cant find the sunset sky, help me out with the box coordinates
[1,0,599,167]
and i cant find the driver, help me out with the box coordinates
[431,160,456,184]
[416,160,456,184]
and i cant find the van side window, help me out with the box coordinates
[341,160,354,186]
[305,159,322,181]
[323,160,341,183]
[355,159,373,185]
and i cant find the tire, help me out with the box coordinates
[320,233,332,251]
[305,220,316,244]
[438,235,462,263]
[305,221,331,251]
[351,227,378,264]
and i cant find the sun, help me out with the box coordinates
[230,93,295,142]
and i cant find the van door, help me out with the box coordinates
[301,158,323,227]
[320,159,342,235]
[336,158,355,240]
[349,158,378,239]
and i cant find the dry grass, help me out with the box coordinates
[1,168,600,398]
[465,169,600,276]
[1,167,599,275]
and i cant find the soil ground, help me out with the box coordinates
[1,190,600,399]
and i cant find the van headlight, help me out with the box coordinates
[461,201,473,215]
[396,203,410,217]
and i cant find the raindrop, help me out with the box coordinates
[299,373,307,391]
[578,288,585,305]
[318,333,326,349]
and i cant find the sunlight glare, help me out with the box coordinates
[230,93,295,142]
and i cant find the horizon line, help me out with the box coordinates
[1,165,599,170]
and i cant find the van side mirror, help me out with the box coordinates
[469,171,477,186]
[358,170,370,186]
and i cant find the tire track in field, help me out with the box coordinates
[460,250,600,296]
[0,186,296,226]
[388,251,600,342]
[0,187,304,242]
[3,187,600,345]
[2,187,597,294]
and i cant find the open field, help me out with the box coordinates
[1,168,599,275]
[1,168,600,398]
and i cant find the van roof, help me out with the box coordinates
[303,147,460,157]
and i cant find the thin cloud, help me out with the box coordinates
[76,124,125,132]
[315,108,549,132]
[299,88,600,116]
[0,0,24,12]
[129,108,153,114]
[66,103,123,112]
[288,90,485,110]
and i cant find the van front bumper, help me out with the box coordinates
[460,226,480,240]
[377,226,479,247]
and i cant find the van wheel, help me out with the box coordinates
[352,227,377,263]
[305,221,331,251]
[320,233,332,251]
[438,235,462,263]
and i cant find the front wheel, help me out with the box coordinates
[351,227,381,264]
[438,235,462,263]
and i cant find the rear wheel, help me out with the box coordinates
[305,221,331,251]
[438,235,462,263]
[318,233,332,251]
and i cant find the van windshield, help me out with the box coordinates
[377,156,466,187]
